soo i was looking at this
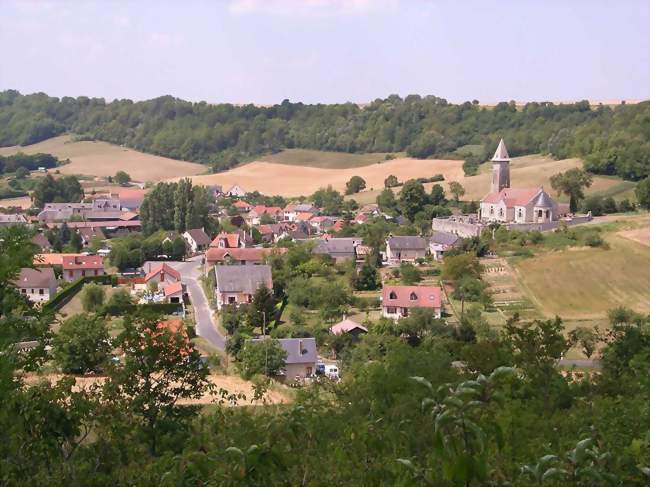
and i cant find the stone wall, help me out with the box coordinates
[431,217,484,238]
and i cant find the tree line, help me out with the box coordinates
[1,90,648,179]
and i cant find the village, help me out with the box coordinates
[3,139,619,385]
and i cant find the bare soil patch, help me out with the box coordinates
[618,227,650,247]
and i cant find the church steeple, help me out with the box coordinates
[491,138,511,192]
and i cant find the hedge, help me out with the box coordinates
[43,274,118,312]
[102,303,183,317]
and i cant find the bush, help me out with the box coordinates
[52,313,111,374]
[584,233,605,248]
[81,284,106,312]
[399,262,422,285]
[238,339,287,379]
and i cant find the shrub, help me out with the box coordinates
[52,313,111,374]
[81,283,106,312]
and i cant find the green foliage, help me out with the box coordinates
[238,339,287,379]
[345,175,366,195]
[311,186,344,215]
[399,262,422,285]
[0,152,59,175]
[636,176,650,210]
[52,313,111,374]
[442,253,482,281]
[114,170,131,186]
[550,168,593,212]
[80,283,105,312]
[399,179,428,221]
[351,258,380,290]
[384,174,399,188]
[1,91,649,179]
[32,174,83,208]
[448,180,466,202]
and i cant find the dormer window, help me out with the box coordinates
[389,291,397,299]
[409,292,418,301]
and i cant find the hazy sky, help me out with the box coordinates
[1,0,648,104]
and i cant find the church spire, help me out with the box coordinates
[492,138,510,162]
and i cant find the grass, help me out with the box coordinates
[260,149,401,169]
[513,232,650,320]
[0,134,207,182]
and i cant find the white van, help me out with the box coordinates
[324,364,339,380]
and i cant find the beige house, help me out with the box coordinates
[214,265,273,310]
[14,268,58,303]
[385,236,428,264]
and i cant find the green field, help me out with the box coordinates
[260,149,400,169]
[514,221,650,320]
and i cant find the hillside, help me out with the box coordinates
[181,156,465,197]
[349,154,635,205]
[259,149,399,169]
[0,135,206,182]
[1,90,648,179]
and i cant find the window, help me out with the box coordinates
[68,271,73,278]
[228,296,236,304]
[499,208,504,217]
[517,209,523,218]
[94,269,98,276]
[389,291,397,299]
[490,207,494,215]
[409,292,418,301]
[386,307,396,314]
[538,210,543,218]
[306,367,313,376]
[81,270,86,277]
[402,308,409,317]
[21,289,26,294]
[39,289,44,295]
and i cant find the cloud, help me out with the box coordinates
[228,0,394,16]
[144,32,186,49]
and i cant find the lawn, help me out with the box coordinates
[514,233,650,320]
[0,134,207,182]
[260,149,401,169]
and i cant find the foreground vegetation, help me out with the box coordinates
[1,91,648,179]
[2,225,650,485]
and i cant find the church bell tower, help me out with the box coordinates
[491,138,510,193]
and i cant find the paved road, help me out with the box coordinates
[168,257,226,350]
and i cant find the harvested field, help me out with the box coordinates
[183,157,465,197]
[23,373,290,406]
[0,135,206,182]
[0,195,32,208]
[260,149,399,169]
[618,227,650,247]
[514,234,650,319]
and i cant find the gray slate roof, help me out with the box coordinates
[532,190,555,209]
[387,236,428,251]
[250,337,317,365]
[313,238,356,257]
[215,264,272,294]
[492,138,510,161]
[186,228,211,246]
[430,231,461,246]
[14,267,56,289]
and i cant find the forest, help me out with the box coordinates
[0,90,648,179]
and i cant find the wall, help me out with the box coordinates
[431,218,484,238]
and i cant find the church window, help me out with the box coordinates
[490,207,494,215]
[517,209,522,218]
[499,208,503,217]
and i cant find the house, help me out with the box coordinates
[385,236,428,264]
[0,214,29,227]
[13,267,57,303]
[61,255,105,282]
[163,281,185,304]
[183,228,211,253]
[249,337,318,379]
[429,231,462,261]
[144,263,181,286]
[78,226,106,247]
[110,188,146,211]
[205,247,281,269]
[31,233,52,252]
[330,318,368,338]
[34,253,83,267]
[226,184,246,197]
[283,203,318,222]
[479,139,560,224]
[207,185,223,200]
[309,216,337,233]
[209,231,250,249]
[381,285,443,320]
[232,200,253,213]
[247,205,283,225]
[256,223,290,243]
[312,237,358,263]
[214,264,273,309]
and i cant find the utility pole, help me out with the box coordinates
[263,311,268,377]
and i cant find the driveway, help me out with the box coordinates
[168,257,226,350]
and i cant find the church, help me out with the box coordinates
[478,139,560,224]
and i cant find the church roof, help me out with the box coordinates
[482,187,542,207]
[531,190,555,208]
[492,139,510,162]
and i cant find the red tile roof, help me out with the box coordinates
[295,212,314,221]
[206,247,281,264]
[34,253,84,266]
[481,187,541,206]
[61,255,104,270]
[144,263,181,283]
[163,281,184,297]
[252,205,282,216]
[382,285,442,310]
[209,232,241,248]
[233,200,252,210]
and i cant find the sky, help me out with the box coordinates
[1,0,649,105]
